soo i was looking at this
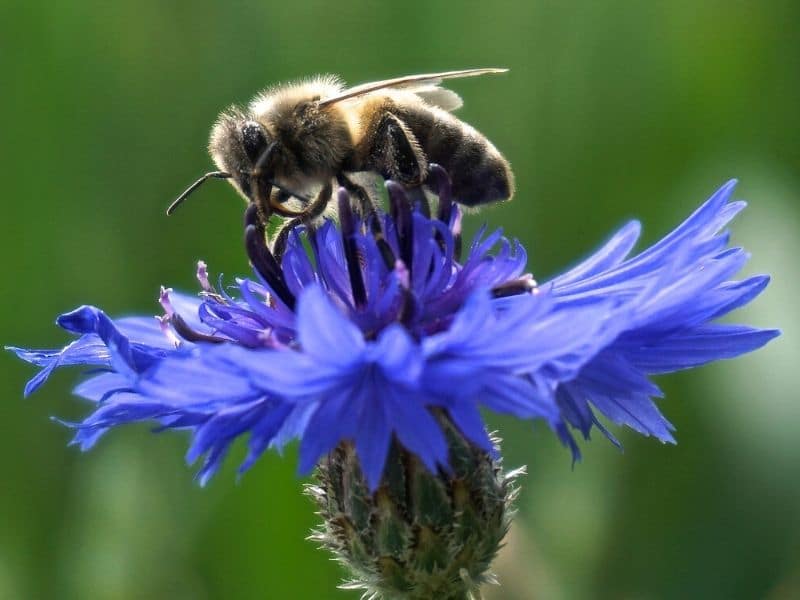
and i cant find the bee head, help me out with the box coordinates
[166,113,307,217]
[207,113,277,201]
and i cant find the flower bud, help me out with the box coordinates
[308,414,524,599]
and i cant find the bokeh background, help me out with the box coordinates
[1,1,797,598]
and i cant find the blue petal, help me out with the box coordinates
[57,306,161,376]
[447,403,495,456]
[588,393,675,443]
[296,285,364,365]
[385,388,449,476]
[553,220,641,286]
[298,392,355,475]
[354,383,392,491]
[73,372,132,402]
[225,344,354,399]
[137,347,258,408]
[480,373,559,421]
[627,324,780,373]
[186,400,263,466]
[373,324,423,384]
[239,401,294,474]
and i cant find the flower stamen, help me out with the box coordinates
[337,188,368,307]
[170,312,227,344]
[243,204,296,310]
[155,314,182,349]
[158,286,174,316]
[196,260,212,292]
[492,274,538,298]
[386,181,415,275]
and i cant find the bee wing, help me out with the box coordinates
[409,85,463,111]
[318,68,508,107]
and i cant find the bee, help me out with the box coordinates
[168,68,514,251]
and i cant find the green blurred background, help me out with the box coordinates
[1,1,797,598]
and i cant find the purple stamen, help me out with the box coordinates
[196,261,212,292]
[406,186,431,218]
[155,315,182,348]
[492,274,538,298]
[244,204,296,310]
[394,259,410,290]
[386,181,414,275]
[170,313,227,344]
[337,188,367,307]
[159,287,174,317]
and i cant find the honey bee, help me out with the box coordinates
[168,68,514,249]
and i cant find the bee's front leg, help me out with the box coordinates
[272,182,333,261]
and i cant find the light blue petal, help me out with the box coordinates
[296,285,364,365]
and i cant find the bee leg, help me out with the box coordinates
[335,173,378,221]
[250,141,280,223]
[368,112,428,186]
[272,182,333,262]
[248,168,276,227]
[337,173,396,270]
[269,186,320,218]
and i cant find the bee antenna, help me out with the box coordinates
[166,171,231,216]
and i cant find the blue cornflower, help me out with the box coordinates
[8,168,778,489]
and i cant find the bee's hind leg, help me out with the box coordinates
[272,182,333,262]
[368,112,428,186]
[362,111,432,216]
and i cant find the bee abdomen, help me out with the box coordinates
[446,135,514,206]
[400,107,514,206]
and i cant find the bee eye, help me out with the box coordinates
[241,122,267,163]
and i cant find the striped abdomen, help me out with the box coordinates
[394,104,514,206]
